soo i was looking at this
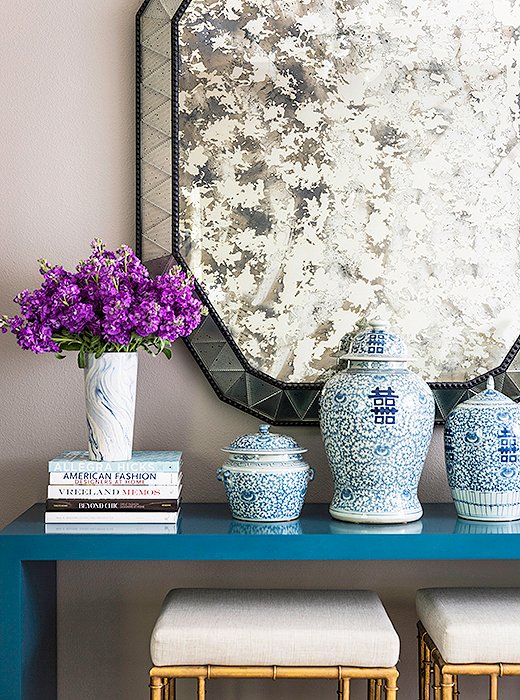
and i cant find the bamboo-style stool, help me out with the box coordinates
[149,588,399,699]
[417,588,520,699]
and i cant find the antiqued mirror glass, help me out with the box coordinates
[137,0,520,424]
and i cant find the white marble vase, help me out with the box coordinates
[84,352,138,461]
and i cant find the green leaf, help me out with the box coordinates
[162,347,172,360]
[78,349,86,369]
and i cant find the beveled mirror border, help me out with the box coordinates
[136,0,520,425]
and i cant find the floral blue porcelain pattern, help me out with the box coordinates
[225,424,304,453]
[228,519,303,535]
[217,468,312,521]
[320,323,435,523]
[348,326,408,359]
[445,378,520,521]
[226,453,302,463]
[218,424,313,521]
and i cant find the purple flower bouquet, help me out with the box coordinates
[1,239,205,367]
[1,240,206,460]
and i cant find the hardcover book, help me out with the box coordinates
[48,451,183,473]
[44,510,180,523]
[46,499,181,511]
[48,471,183,486]
[44,523,178,534]
[46,485,182,499]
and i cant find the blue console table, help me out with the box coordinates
[2,501,520,700]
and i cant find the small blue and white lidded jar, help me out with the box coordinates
[445,377,520,521]
[320,321,435,523]
[217,424,314,522]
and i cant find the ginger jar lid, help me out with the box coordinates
[340,321,410,362]
[455,377,516,409]
[222,424,307,455]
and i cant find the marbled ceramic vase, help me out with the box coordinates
[84,352,138,461]
[320,322,435,523]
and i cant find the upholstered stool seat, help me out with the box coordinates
[417,588,520,700]
[149,588,400,699]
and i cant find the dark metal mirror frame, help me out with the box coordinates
[136,0,520,425]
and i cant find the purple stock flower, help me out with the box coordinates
[2,240,205,358]
[60,303,95,334]
[130,297,161,337]
[7,315,60,353]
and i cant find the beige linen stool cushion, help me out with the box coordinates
[417,587,520,664]
[151,588,400,667]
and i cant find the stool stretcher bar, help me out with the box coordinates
[149,664,399,699]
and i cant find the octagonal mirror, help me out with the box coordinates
[137,0,520,424]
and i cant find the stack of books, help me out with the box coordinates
[44,450,182,531]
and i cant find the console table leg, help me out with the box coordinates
[0,557,22,700]
[22,561,57,700]
[0,555,57,700]
[0,552,57,700]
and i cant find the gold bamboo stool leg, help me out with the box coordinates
[168,677,175,700]
[342,678,350,700]
[385,670,398,700]
[368,678,383,700]
[453,675,459,699]
[418,627,425,700]
[441,673,453,700]
[338,679,343,700]
[419,628,433,700]
[197,676,206,700]
[424,641,432,700]
[418,625,432,700]
[150,676,165,700]
[489,673,498,700]
[433,662,441,700]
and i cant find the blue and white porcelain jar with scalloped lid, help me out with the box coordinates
[217,424,314,521]
[320,321,435,523]
[445,377,520,521]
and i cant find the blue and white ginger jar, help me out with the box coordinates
[217,424,314,522]
[320,321,435,523]
[445,377,520,521]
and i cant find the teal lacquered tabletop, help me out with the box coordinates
[2,501,520,700]
[2,502,520,560]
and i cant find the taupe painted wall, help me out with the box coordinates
[0,2,516,698]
